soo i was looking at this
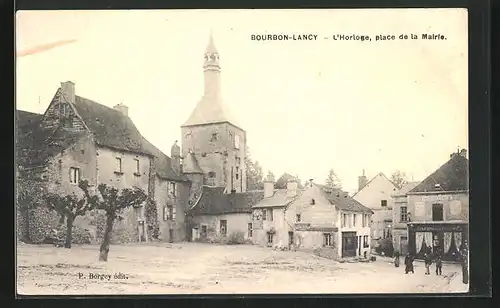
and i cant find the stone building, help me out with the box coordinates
[391,181,420,255]
[251,179,373,260]
[406,149,469,262]
[352,172,398,247]
[16,82,189,243]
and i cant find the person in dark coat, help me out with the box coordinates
[461,242,469,284]
[394,251,400,268]
[404,253,414,274]
[424,253,432,275]
[435,254,443,275]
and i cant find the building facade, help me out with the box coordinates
[405,149,469,262]
[352,172,398,247]
[391,181,419,255]
[251,180,373,260]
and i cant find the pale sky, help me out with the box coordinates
[15,9,468,194]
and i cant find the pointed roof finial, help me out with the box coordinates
[206,29,217,54]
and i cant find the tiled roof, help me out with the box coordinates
[317,184,373,214]
[190,186,264,215]
[182,95,242,129]
[73,96,154,156]
[252,189,297,208]
[408,154,468,194]
[16,110,87,167]
[72,95,185,181]
[183,152,204,174]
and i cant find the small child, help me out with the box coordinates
[435,255,443,275]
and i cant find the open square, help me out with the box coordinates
[17,243,468,294]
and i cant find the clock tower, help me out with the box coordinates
[181,33,247,194]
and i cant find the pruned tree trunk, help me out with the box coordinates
[65,216,74,249]
[99,214,115,261]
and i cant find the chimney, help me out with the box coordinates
[286,180,298,198]
[170,140,181,175]
[264,174,274,198]
[459,149,467,158]
[60,81,75,104]
[358,169,368,191]
[113,103,129,117]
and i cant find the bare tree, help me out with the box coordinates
[391,170,408,189]
[43,180,96,248]
[84,183,148,261]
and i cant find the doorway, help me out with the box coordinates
[400,236,408,255]
[342,232,357,258]
[288,231,294,249]
[169,229,174,243]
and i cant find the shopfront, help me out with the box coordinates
[407,221,468,262]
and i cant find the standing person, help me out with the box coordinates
[404,253,414,274]
[394,251,400,268]
[461,241,469,284]
[435,254,443,275]
[424,253,432,275]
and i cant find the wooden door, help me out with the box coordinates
[400,236,408,255]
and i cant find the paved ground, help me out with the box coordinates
[16,242,469,295]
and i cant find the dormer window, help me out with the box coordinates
[208,171,216,178]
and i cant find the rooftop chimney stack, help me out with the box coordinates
[286,180,298,198]
[358,169,368,191]
[113,103,129,117]
[60,81,75,104]
[171,140,181,175]
[459,149,467,158]
[264,173,274,198]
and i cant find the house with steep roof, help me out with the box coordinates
[406,149,469,262]
[16,81,190,244]
[251,178,373,260]
[352,172,398,248]
[391,181,420,255]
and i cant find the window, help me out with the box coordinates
[267,232,273,244]
[269,209,273,222]
[234,135,240,149]
[58,103,68,118]
[211,132,218,142]
[115,157,122,173]
[296,214,301,222]
[323,233,333,246]
[208,171,216,178]
[311,199,316,205]
[235,156,241,165]
[381,200,388,207]
[363,235,369,248]
[201,225,207,237]
[168,182,176,198]
[353,214,357,227]
[220,220,227,236]
[362,214,366,227]
[134,159,140,174]
[236,167,239,180]
[248,223,253,237]
[263,209,267,220]
[164,205,175,221]
[69,167,80,184]
[400,206,408,222]
[342,213,347,228]
[432,203,444,221]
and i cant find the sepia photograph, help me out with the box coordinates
[15,9,469,295]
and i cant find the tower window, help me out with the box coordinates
[208,171,216,178]
[210,132,218,142]
[381,200,387,207]
[234,135,240,149]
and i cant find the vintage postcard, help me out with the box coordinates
[16,9,469,295]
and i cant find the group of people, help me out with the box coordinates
[393,245,469,284]
[393,251,442,275]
